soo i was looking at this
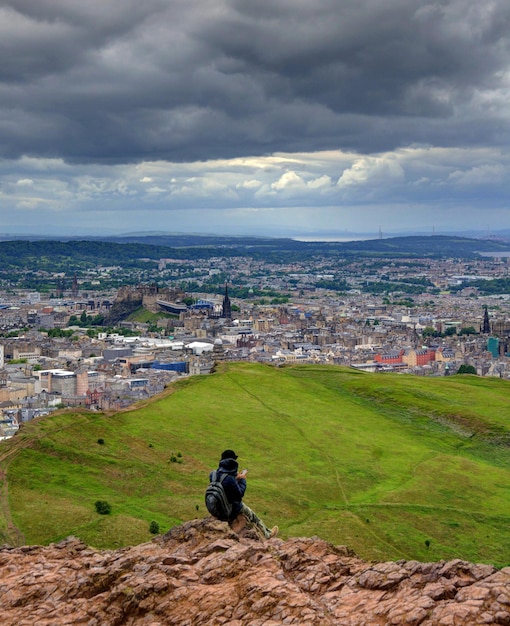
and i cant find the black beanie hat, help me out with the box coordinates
[221,449,238,460]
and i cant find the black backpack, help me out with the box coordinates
[205,471,233,521]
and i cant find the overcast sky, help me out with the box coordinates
[1,0,510,239]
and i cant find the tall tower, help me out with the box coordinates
[481,305,491,334]
[221,282,232,319]
[412,324,420,348]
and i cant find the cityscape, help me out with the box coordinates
[1,239,509,440]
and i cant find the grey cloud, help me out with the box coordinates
[1,0,509,163]
[0,0,164,82]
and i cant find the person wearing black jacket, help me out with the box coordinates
[210,449,278,539]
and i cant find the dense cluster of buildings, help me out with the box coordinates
[0,251,510,440]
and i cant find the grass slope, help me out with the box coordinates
[2,362,510,566]
[126,307,175,323]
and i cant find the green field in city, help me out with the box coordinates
[1,362,510,566]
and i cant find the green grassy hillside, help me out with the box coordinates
[2,362,510,565]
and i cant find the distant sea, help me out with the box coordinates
[479,251,510,257]
[294,235,375,242]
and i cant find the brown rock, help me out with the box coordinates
[0,517,508,625]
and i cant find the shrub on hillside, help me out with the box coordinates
[95,500,112,515]
[457,364,477,375]
[149,520,160,534]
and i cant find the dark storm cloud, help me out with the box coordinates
[1,0,509,163]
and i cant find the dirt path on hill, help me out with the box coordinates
[227,374,419,558]
[227,374,350,504]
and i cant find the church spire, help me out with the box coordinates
[481,305,491,334]
[221,282,232,319]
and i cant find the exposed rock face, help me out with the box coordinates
[106,284,185,323]
[1,518,509,625]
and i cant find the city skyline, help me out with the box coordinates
[1,1,509,238]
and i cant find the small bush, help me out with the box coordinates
[457,364,477,375]
[97,438,105,445]
[149,520,160,534]
[95,500,111,515]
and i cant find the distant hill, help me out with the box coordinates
[74,233,510,259]
[2,362,510,566]
[0,234,508,272]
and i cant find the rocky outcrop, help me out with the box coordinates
[106,285,185,323]
[0,518,509,625]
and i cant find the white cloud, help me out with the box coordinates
[307,175,333,190]
[236,179,262,190]
[147,186,166,194]
[271,171,306,191]
[338,156,405,187]
[448,164,506,185]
